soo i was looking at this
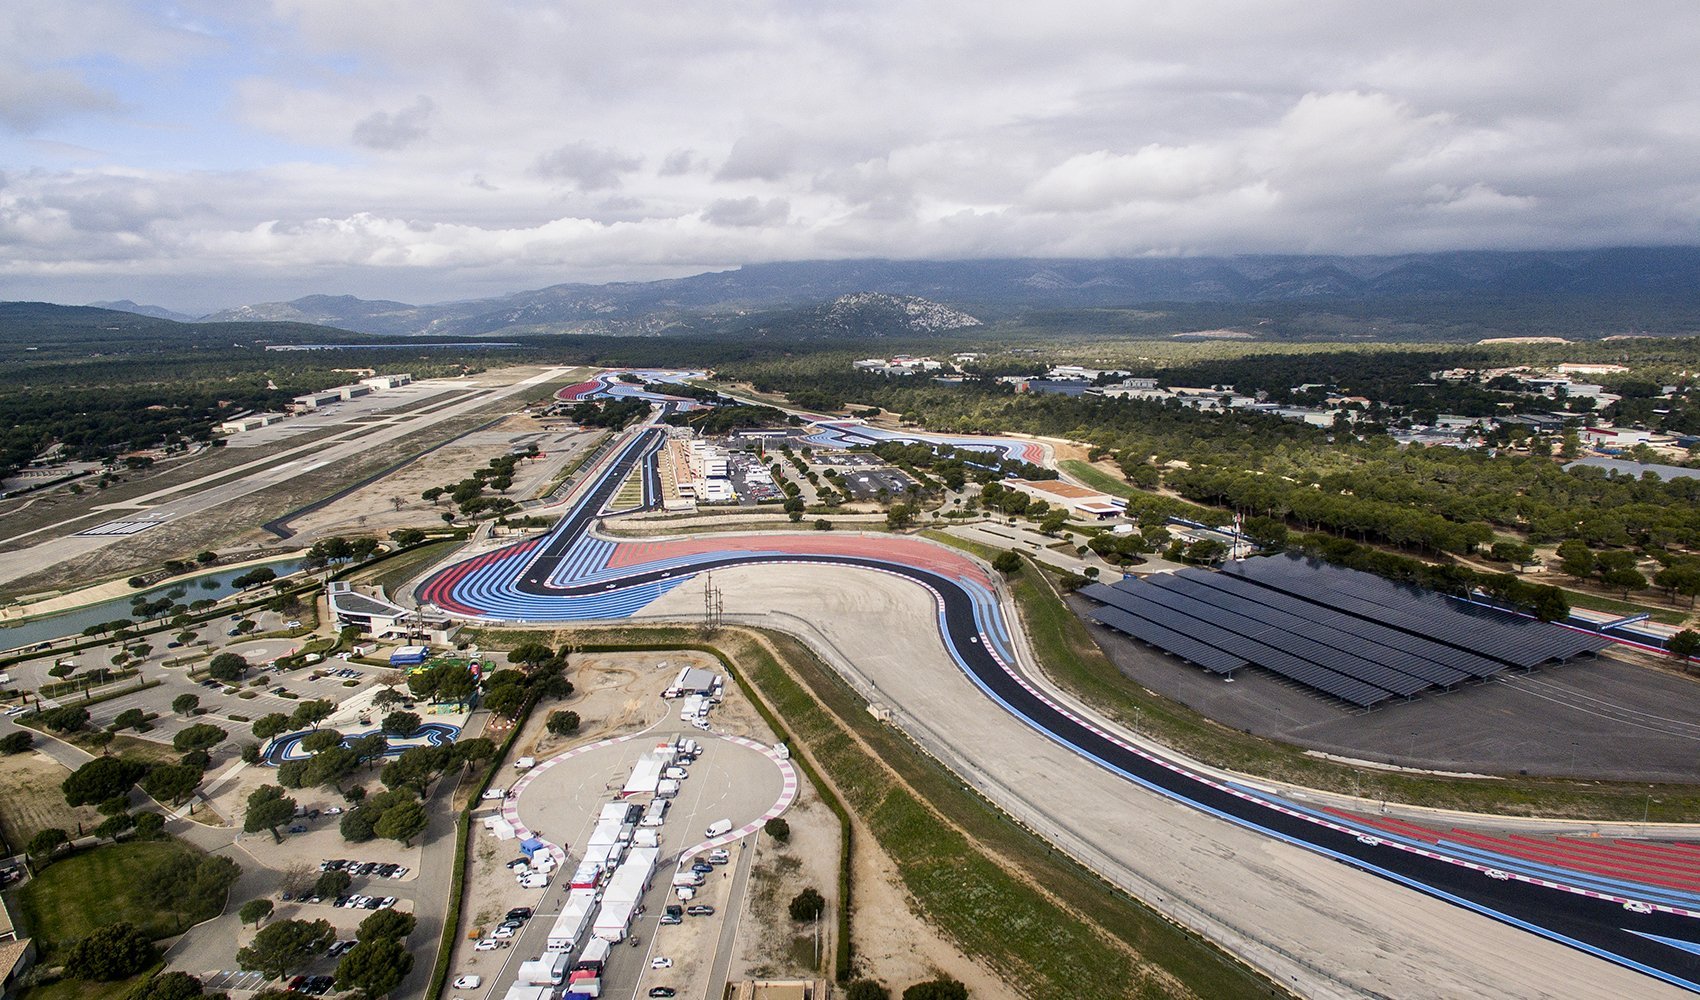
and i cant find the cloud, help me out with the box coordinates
[3,2,1700,308]
[351,97,435,150]
[702,196,790,228]
[659,149,697,176]
[534,141,643,190]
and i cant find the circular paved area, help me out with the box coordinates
[504,729,795,865]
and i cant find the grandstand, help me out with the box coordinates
[1081,555,1608,708]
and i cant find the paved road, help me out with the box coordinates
[416,405,1700,995]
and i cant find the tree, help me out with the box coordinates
[350,733,389,769]
[94,811,135,842]
[237,917,334,980]
[0,731,33,754]
[991,550,1023,575]
[546,710,580,737]
[251,713,291,741]
[172,693,201,716]
[846,981,891,1000]
[241,742,263,765]
[27,827,68,862]
[373,797,428,846]
[63,756,149,806]
[207,653,249,682]
[1670,629,1700,669]
[482,682,527,719]
[113,707,149,731]
[300,728,344,754]
[143,764,204,806]
[381,711,421,737]
[132,811,166,839]
[335,935,413,999]
[1602,566,1649,599]
[1556,540,1596,579]
[290,699,335,730]
[40,705,90,732]
[902,978,968,1000]
[63,921,157,981]
[240,898,275,928]
[244,785,297,843]
[136,970,215,999]
[357,907,416,942]
[174,723,229,754]
[789,886,825,921]
[316,869,353,898]
[451,737,496,769]
[764,816,790,842]
[507,643,554,668]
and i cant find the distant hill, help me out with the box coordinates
[184,247,1700,338]
[729,293,982,339]
[87,299,198,323]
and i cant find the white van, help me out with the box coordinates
[704,819,732,838]
[639,799,670,828]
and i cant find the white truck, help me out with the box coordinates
[545,890,597,952]
[671,870,705,888]
[655,778,680,800]
[516,953,569,986]
[574,937,610,973]
[639,799,669,828]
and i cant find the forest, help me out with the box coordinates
[722,349,1700,581]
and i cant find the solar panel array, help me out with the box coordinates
[1083,555,1607,708]
[1225,555,1608,668]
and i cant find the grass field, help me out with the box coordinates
[921,529,1700,822]
[16,839,217,957]
[513,624,1278,1000]
[19,969,154,1000]
[0,752,101,855]
[351,537,465,597]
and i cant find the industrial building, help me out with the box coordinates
[1002,479,1125,520]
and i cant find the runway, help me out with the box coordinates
[417,412,1700,994]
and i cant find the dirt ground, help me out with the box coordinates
[286,417,597,542]
[731,791,839,981]
[0,749,103,849]
[846,819,1018,1000]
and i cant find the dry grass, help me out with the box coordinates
[0,750,103,852]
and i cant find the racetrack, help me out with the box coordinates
[417,406,1700,994]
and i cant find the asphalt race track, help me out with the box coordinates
[418,405,1700,993]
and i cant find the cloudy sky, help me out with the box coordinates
[2,1,1697,313]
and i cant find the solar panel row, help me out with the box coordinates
[1161,572,1502,682]
[1227,556,1608,667]
[1082,580,1396,706]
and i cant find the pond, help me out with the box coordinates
[0,558,310,653]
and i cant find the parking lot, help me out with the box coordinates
[459,732,787,1000]
[726,453,782,506]
[835,467,915,500]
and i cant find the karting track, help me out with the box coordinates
[418,413,1700,992]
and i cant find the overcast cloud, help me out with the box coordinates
[0,1,1697,312]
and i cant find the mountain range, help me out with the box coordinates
[84,247,1700,339]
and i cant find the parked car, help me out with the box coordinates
[505,907,533,921]
[650,957,673,969]
[659,914,682,925]
[690,862,714,874]
[286,620,302,629]
[685,905,715,916]
[492,925,516,940]
[649,990,677,998]
[452,975,483,989]
[287,824,307,834]
[473,939,503,952]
